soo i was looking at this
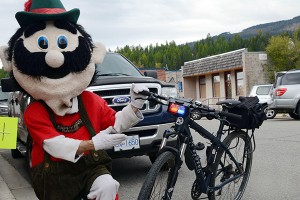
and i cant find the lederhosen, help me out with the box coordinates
[28,95,112,200]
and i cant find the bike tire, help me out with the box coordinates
[208,130,253,200]
[137,151,177,200]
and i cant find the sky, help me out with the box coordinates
[0,0,300,52]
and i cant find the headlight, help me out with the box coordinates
[161,87,177,98]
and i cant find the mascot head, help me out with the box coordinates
[0,0,106,116]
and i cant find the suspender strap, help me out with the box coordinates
[39,101,57,130]
[39,101,56,164]
[77,95,97,138]
[77,95,101,162]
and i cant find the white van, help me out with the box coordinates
[249,84,277,119]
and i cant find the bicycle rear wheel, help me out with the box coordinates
[208,130,253,200]
[137,151,177,200]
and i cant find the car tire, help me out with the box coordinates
[191,109,201,120]
[148,153,157,164]
[288,112,300,120]
[11,149,23,159]
[262,105,277,119]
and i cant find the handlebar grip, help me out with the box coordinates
[220,111,242,120]
[139,90,152,96]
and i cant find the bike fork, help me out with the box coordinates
[163,163,181,200]
[163,142,187,199]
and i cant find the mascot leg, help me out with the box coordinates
[87,174,120,200]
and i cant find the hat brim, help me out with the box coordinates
[15,8,80,28]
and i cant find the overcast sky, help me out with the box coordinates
[0,0,300,51]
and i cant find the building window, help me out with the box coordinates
[199,76,206,98]
[225,72,232,99]
[212,74,220,97]
[236,70,244,96]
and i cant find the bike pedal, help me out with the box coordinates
[195,142,205,150]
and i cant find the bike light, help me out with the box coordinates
[168,103,187,116]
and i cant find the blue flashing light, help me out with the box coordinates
[177,105,186,116]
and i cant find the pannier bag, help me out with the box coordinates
[227,96,267,129]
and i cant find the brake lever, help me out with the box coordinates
[135,96,166,105]
[135,97,148,100]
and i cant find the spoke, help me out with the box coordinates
[214,134,250,200]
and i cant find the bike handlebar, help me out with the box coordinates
[139,90,152,97]
[139,90,242,120]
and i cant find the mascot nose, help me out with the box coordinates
[45,50,65,68]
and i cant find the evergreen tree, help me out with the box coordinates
[115,28,300,78]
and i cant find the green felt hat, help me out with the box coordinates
[15,0,80,28]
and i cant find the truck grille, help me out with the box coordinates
[91,84,160,113]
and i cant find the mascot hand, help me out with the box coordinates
[92,126,126,150]
[130,83,149,109]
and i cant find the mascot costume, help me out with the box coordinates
[0,0,149,199]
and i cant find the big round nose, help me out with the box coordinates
[45,50,64,68]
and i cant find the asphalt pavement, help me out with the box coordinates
[0,153,37,200]
[0,152,37,200]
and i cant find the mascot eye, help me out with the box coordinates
[38,36,49,49]
[57,35,68,49]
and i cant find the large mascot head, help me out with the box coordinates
[0,0,106,116]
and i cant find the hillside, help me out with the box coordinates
[239,15,300,38]
[213,15,300,40]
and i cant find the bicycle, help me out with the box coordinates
[137,91,266,200]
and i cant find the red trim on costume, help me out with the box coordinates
[30,8,66,14]
[24,0,32,12]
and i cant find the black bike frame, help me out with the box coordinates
[160,113,245,197]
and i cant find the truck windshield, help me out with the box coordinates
[95,53,143,77]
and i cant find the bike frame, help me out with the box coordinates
[159,113,246,197]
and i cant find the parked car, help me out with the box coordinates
[249,84,277,119]
[269,69,300,119]
[0,86,9,116]
[190,101,202,120]
[3,52,177,162]
[190,101,211,120]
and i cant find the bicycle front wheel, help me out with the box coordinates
[208,130,253,200]
[137,151,177,200]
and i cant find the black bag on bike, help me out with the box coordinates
[227,96,267,129]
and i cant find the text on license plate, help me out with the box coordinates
[114,135,140,151]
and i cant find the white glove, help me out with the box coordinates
[130,83,149,109]
[92,126,127,150]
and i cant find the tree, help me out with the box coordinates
[0,68,8,79]
[265,35,300,80]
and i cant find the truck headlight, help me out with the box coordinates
[161,87,177,98]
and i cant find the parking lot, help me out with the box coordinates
[1,115,300,200]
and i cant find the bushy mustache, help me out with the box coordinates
[13,36,92,79]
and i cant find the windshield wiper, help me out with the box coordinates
[98,73,130,76]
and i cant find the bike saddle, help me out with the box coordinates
[216,99,241,108]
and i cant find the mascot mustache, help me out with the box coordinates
[13,37,92,79]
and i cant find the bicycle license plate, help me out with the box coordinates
[114,135,140,151]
